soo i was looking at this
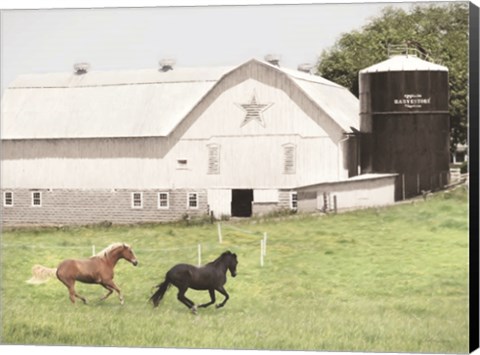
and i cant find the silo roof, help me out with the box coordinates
[360,55,448,73]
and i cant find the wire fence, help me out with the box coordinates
[218,222,268,267]
[2,222,270,267]
[219,223,264,237]
[1,243,203,253]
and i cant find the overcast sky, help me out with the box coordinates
[0,0,448,96]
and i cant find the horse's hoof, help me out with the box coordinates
[191,306,198,314]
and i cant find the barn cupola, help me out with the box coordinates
[73,62,90,75]
[264,54,280,66]
[159,58,176,72]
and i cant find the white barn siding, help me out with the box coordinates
[1,136,343,189]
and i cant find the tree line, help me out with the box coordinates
[316,2,468,154]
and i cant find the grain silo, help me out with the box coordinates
[359,51,450,200]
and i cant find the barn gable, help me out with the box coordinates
[171,59,359,144]
[171,59,359,142]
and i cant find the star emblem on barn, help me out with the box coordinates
[235,92,273,127]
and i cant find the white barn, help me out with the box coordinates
[0,58,396,226]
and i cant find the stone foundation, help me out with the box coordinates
[1,188,208,226]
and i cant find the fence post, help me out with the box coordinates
[402,174,406,200]
[260,240,264,267]
[417,173,420,194]
[333,195,337,214]
[217,223,223,244]
[92,245,96,256]
[197,244,202,266]
[263,232,267,256]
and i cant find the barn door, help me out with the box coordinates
[231,189,253,217]
[207,189,232,219]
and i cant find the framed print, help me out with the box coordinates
[0,1,478,355]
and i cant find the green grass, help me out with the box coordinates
[0,186,469,353]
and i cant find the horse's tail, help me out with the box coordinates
[149,277,171,308]
[26,264,57,284]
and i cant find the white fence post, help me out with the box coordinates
[263,232,267,256]
[197,244,202,266]
[218,223,223,244]
[92,245,95,256]
[260,240,264,267]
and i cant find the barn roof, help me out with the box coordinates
[1,59,359,140]
[280,66,359,134]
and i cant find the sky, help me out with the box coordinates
[0,0,447,96]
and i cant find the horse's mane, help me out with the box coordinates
[95,243,130,258]
[212,251,235,265]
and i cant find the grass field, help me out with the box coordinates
[0,186,469,353]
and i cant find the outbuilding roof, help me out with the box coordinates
[1,59,359,140]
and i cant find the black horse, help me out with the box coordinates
[149,251,238,314]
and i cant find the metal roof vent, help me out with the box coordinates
[297,63,314,74]
[265,54,280,66]
[159,58,176,72]
[73,62,90,75]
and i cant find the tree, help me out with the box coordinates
[316,3,469,153]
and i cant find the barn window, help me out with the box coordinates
[207,144,220,174]
[188,192,199,209]
[4,191,13,207]
[158,192,170,209]
[290,192,298,210]
[283,144,296,174]
[132,192,143,209]
[32,191,42,207]
[177,159,188,169]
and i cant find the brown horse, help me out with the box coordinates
[27,243,138,305]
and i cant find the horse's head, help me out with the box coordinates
[224,251,238,277]
[120,244,138,266]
